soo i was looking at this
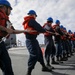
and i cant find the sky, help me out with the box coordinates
[8,0,75,45]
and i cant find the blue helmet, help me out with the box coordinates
[60,25,63,28]
[27,10,37,17]
[47,17,53,22]
[63,27,66,30]
[55,20,60,24]
[68,30,71,33]
[0,0,12,10]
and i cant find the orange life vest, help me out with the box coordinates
[43,23,52,36]
[22,16,39,35]
[61,29,67,40]
[71,34,75,41]
[0,9,9,37]
[52,24,59,30]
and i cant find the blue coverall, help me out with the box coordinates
[54,25,63,60]
[25,19,46,70]
[0,41,14,75]
[43,24,55,65]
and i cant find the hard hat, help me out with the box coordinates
[63,27,66,30]
[68,30,71,33]
[60,25,63,28]
[56,20,60,24]
[0,0,12,10]
[47,17,53,22]
[27,10,37,17]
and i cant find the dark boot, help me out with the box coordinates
[51,58,59,64]
[60,55,63,61]
[26,69,32,75]
[57,57,63,63]
[62,53,68,61]
[57,57,59,61]
[60,55,67,61]
[46,64,55,69]
[60,56,68,61]
[42,65,52,72]
[67,53,71,57]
